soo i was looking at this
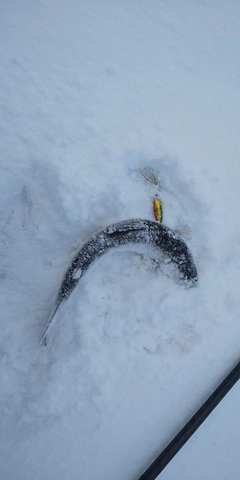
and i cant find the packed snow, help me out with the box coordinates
[1,1,240,479]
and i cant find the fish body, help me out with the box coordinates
[40,219,198,344]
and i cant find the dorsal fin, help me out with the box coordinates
[106,219,147,235]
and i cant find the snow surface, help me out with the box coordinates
[1,1,240,479]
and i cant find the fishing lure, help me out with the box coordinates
[153,197,163,222]
[139,166,159,186]
[139,167,163,222]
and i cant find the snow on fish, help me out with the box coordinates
[40,219,198,344]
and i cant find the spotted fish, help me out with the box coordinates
[40,219,198,344]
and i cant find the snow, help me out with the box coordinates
[1,0,240,479]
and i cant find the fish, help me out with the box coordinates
[40,219,198,344]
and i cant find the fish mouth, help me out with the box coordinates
[187,274,198,287]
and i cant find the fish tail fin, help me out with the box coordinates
[39,305,59,345]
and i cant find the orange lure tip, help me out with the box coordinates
[153,198,163,222]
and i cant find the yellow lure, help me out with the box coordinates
[153,198,163,222]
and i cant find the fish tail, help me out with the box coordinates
[39,305,59,345]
